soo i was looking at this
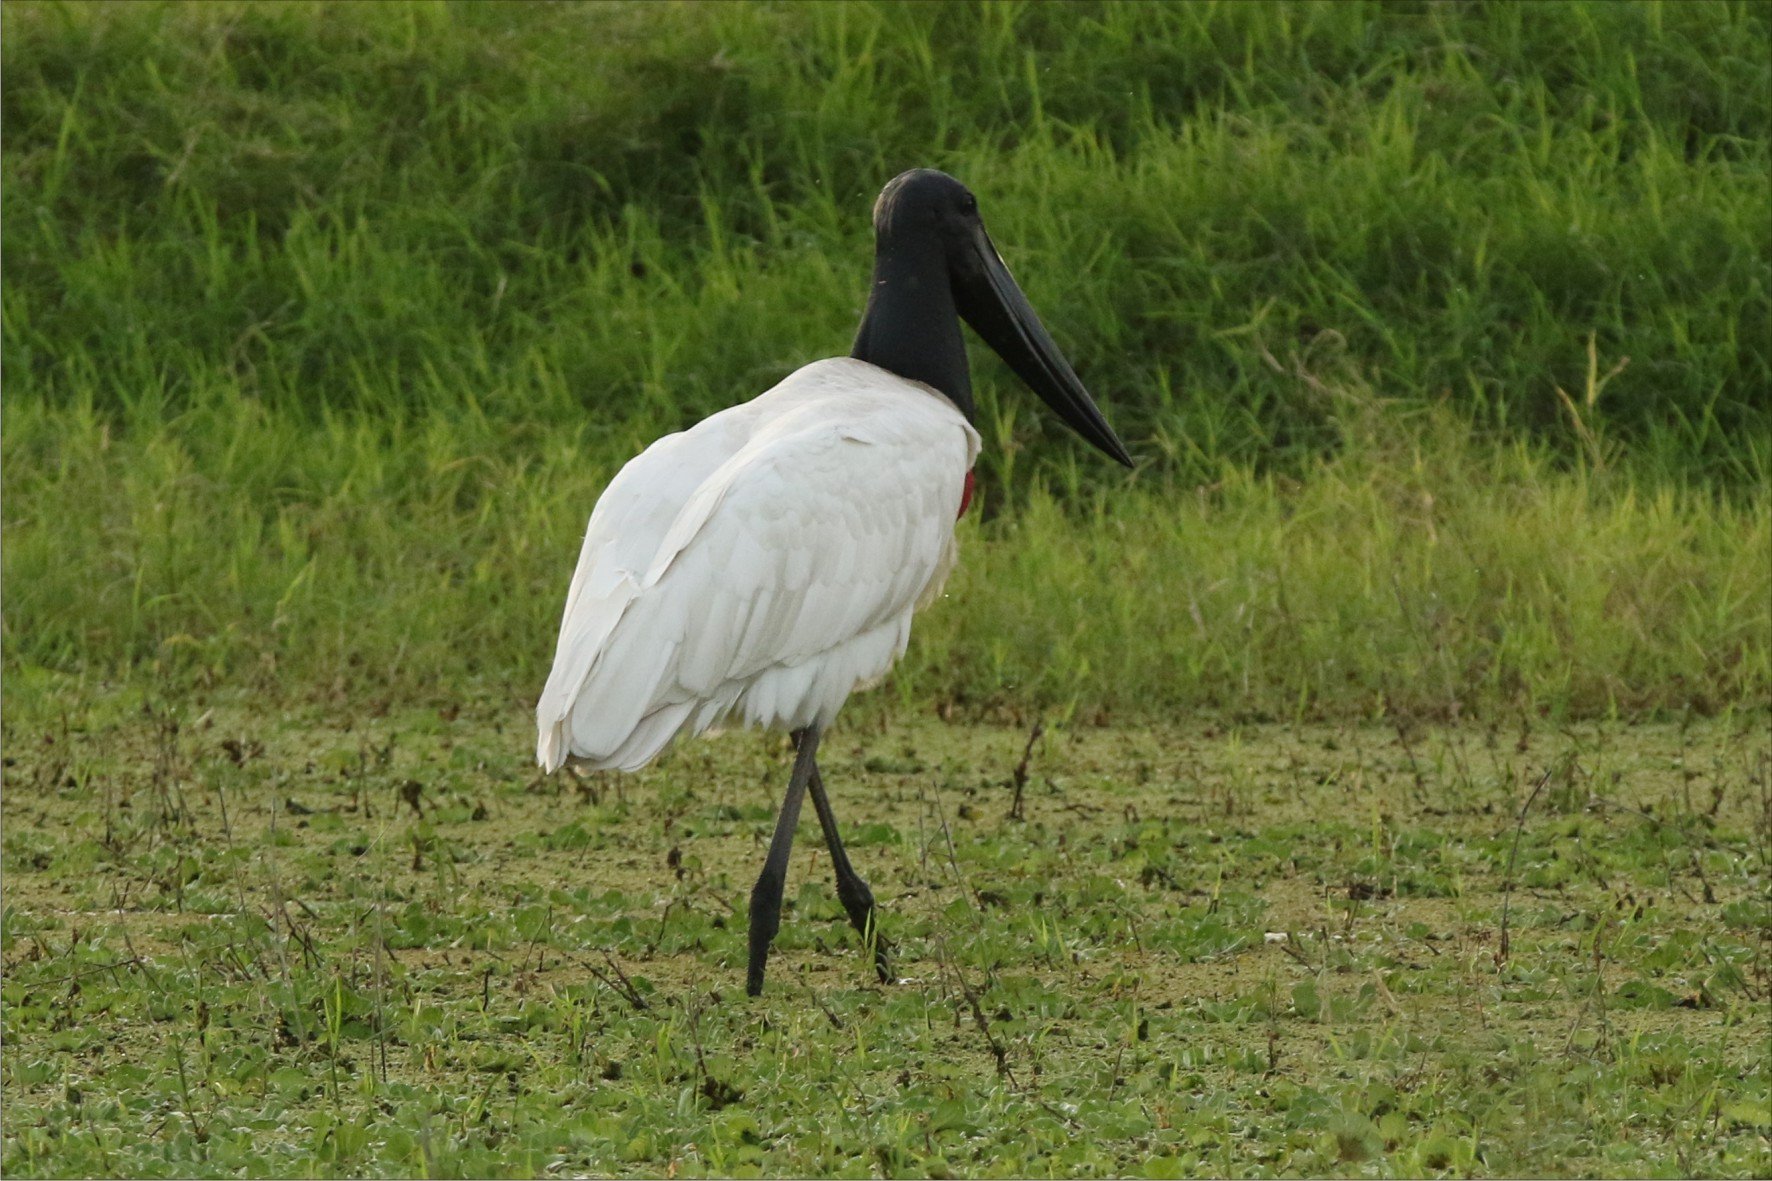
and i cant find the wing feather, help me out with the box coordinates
[535,404,761,770]
[536,358,979,772]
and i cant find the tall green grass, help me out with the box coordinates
[4,0,1769,719]
[7,380,1765,721]
[7,0,1767,469]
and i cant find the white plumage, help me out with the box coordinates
[536,357,980,774]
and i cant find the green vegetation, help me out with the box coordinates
[3,0,1768,715]
[4,1,1770,1176]
[5,0,1768,462]
[3,704,1768,1176]
[8,388,1767,722]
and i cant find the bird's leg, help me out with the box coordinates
[748,725,821,996]
[804,753,893,984]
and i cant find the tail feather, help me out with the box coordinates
[534,584,638,771]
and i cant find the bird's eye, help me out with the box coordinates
[960,194,977,214]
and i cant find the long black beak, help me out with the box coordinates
[952,229,1134,468]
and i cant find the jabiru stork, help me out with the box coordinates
[536,169,1132,995]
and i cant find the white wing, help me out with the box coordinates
[537,358,980,772]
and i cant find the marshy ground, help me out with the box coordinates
[4,698,1766,1176]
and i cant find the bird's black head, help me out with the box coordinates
[871,168,982,248]
[852,169,1133,468]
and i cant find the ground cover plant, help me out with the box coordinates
[4,0,1770,1176]
[2,703,1769,1176]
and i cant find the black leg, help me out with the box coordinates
[804,751,893,984]
[748,725,821,996]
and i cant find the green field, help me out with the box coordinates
[4,0,1770,1176]
[3,704,1767,1176]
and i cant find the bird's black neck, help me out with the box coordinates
[850,239,974,418]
